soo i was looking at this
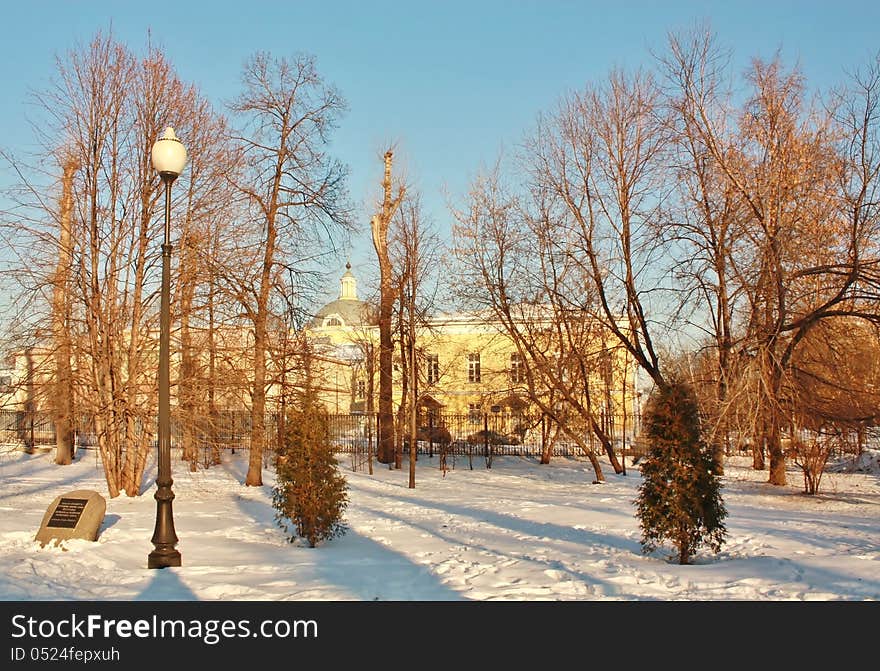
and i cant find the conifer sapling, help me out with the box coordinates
[635,379,727,564]
[272,388,349,547]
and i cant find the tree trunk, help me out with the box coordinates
[539,415,556,464]
[764,355,788,486]
[678,526,691,565]
[377,303,395,464]
[394,301,407,470]
[248,310,269,486]
[246,210,276,486]
[366,344,375,475]
[207,263,221,465]
[52,157,77,465]
[179,227,198,471]
[591,415,624,474]
[121,137,157,497]
[767,409,787,486]
[408,329,417,489]
[371,150,404,464]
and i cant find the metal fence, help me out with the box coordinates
[0,408,278,456]
[1,408,641,460]
[6,407,874,483]
[325,411,644,461]
[0,409,57,448]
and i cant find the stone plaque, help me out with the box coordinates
[47,498,88,529]
[36,490,106,548]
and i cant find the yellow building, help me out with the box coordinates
[1,264,639,450]
[307,266,638,442]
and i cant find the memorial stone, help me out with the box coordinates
[35,489,106,548]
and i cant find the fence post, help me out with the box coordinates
[483,413,492,468]
[368,413,374,475]
[541,414,546,458]
[428,413,434,458]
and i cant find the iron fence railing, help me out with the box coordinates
[326,411,645,460]
[0,408,641,458]
[3,408,871,462]
[0,408,278,455]
[0,408,56,448]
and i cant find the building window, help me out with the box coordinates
[426,353,440,384]
[510,353,526,383]
[425,407,438,425]
[468,403,481,423]
[324,316,343,327]
[467,352,481,383]
[356,379,366,399]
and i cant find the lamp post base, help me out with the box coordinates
[148,485,180,569]
[147,548,182,569]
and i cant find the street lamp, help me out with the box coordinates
[148,127,187,569]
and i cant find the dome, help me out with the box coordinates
[311,298,375,329]
[309,264,375,329]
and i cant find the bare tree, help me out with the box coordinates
[229,52,351,486]
[663,30,880,484]
[344,314,380,475]
[527,68,671,391]
[658,34,748,473]
[174,92,240,471]
[390,194,440,487]
[43,33,147,497]
[452,164,611,483]
[370,150,405,465]
[785,319,880,493]
[455,66,674,483]
[1,32,236,497]
[790,320,880,435]
[51,155,78,465]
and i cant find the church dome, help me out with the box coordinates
[310,264,375,329]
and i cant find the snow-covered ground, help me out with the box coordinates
[0,444,877,601]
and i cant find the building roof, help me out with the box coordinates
[309,264,376,329]
[311,298,375,329]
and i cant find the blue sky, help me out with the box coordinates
[1,0,878,303]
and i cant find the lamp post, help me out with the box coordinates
[148,127,187,569]
[404,286,417,488]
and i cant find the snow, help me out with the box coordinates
[1,445,878,601]
[830,447,880,475]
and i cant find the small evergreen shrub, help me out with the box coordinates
[635,379,727,564]
[272,390,349,547]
